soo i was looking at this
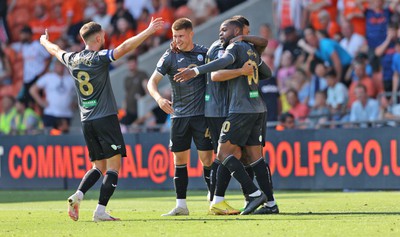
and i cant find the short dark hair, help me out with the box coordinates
[279,112,294,123]
[172,18,193,31]
[325,69,337,78]
[309,57,324,74]
[20,25,32,34]
[231,15,249,27]
[80,22,102,41]
[222,19,243,31]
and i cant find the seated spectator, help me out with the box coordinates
[0,95,16,135]
[0,43,12,86]
[307,57,328,107]
[216,0,246,13]
[109,16,135,50]
[307,91,330,128]
[110,0,137,35]
[339,19,366,58]
[49,118,70,135]
[10,98,42,135]
[47,2,68,42]
[259,23,279,52]
[326,70,348,120]
[348,60,380,107]
[287,88,309,122]
[29,60,76,128]
[30,3,50,41]
[92,0,112,33]
[349,84,379,127]
[392,38,400,100]
[131,105,168,132]
[276,112,295,131]
[289,68,310,104]
[318,9,341,40]
[276,50,296,93]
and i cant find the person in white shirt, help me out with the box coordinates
[350,84,379,127]
[326,70,348,120]
[339,20,366,58]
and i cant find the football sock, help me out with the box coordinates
[213,195,225,205]
[245,165,254,181]
[78,168,102,194]
[249,190,262,197]
[95,204,106,213]
[98,170,118,206]
[209,160,220,202]
[176,199,187,208]
[174,164,188,199]
[222,155,258,195]
[203,165,212,192]
[215,162,232,197]
[251,158,275,201]
[266,201,276,207]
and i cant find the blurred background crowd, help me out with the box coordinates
[0,0,400,136]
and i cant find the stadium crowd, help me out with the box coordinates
[1,0,400,135]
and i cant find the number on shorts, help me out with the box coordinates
[246,59,259,85]
[221,121,231,133]
[77,71,94,96]
[205,128,211,139]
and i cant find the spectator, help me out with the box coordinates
[274,26,303,70]
[124,0,154,19]
[109,17,136,50]
[349,84,379,127]
[392,38,400,100]
[276,112,295,130]
[318,9,341,40]
[307,91,331,128]
[0,0,10,43]
[110,0,137,34]
[186,0,219,26]
[307,57,328,107]
[30,3,50,41]
[339,19,366,58]
[276,50,296,93]
[49,118,70,135]
[305,0,338,31]
[29,60,76,128]
[170,0,188,9]
[0,43,12,86]
[348,60,380,106]
[298,27,352,86]
[337,0,366,36]
[375,22,398,93]
[0,95,16,135]
[272,0,304,31]
[10,98,42,135]
[259,76,281,123]
[357,0,398,50]
[326,70,348,119]
[287,88,310,122]
[47,2,68,42]
[120,54,149,127]
[92,0,112,33]
[11,26,51,107]
[150,0,174,46]
[290,68,310,105]
[259,23,279,52]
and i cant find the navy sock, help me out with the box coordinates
[215,161,232,197]
[98,170,118,206]
[222,155,258,195]
[78,168,102,194]
[174,165,188,199]
[252,158,274,201]
[209,160,220,201]
[203,165,212,191]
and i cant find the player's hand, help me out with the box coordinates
[174,68,196,82]
[157,97,174,114]
[170,41,180,54]
[230,35,243,44]
[241,62,254,76]
[147,17,164,34]
[40,29,49,45]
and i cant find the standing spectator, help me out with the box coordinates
[47,2,68,42]
[29,60,76,128]
[307,58,328,107]
[10,98,42,135]
[307,91,331,128]
[150,0,175,46]
[120,54,148,126]
[349,84,379,127]
[337,0,367,36]
[11,26,51,107]
[375,22,398,93]
[318,9,341,40]
[287,88,310,122]
[0,95,16,135]
[274,26,303,70]
[109,17,136,50]
[30,3,50,41]
[326,70,348,119]
[259,76,281,123]
[92,0,112,33]
[187,0,219,26]
[273,0,304,31]
[276,50,296,93]
[339,20,366,58]
[276,112,295,130]
[110,0,137,34]
[392,38,400,100]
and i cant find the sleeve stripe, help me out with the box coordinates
[61,53,67,64]
[109,50,116,62]
[227,53,235,62]
[258,61,263,67]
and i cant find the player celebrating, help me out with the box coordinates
[147,18,214,216]
[40,17,164,222]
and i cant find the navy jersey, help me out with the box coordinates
[224,41,266,114]
[204,40,229,118]
[61,49,117,121]
[156,44,208,118]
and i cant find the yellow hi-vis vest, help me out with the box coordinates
[0,107,17,135]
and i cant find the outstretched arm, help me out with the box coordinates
[113,17,164,60]
[40,29,66,63]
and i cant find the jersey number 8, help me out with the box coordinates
[77,71,94,96]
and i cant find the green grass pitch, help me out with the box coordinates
[0,190,399,237]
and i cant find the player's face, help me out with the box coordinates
[243,25,250,35]
[219,23,236,48]
[173,28,193,51]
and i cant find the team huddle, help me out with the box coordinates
[39,15,277,222]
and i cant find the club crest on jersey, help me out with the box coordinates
[217,50,225,59]
[99,50,108,56]
[157,57,165,67]
[247,49,257,58]
[197,54,204,62]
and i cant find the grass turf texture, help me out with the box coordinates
[0,190,399,237]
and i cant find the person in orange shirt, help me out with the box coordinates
[62,0,86,29]
[150,0,174,46]
[338,0,367,36]
[318,9,341,40]
[306,0,338,31]
[276,112,295,130]
[47,3,67,42]
[30,4,51,41]
[348,60,381,107]
[49,118,70,135]
[109,17,136,50]
[287,88,310,122]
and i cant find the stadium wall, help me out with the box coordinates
[1,127,400,190]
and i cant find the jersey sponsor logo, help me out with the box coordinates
[82,99,97,108]
[178,58,184,62]
[111,144,121,150]
[197,54,204,62]
[249,91,259,98]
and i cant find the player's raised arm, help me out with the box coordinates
[113,17,164,60]
[40,29,67,63]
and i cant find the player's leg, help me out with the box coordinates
[162,117,191,216]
